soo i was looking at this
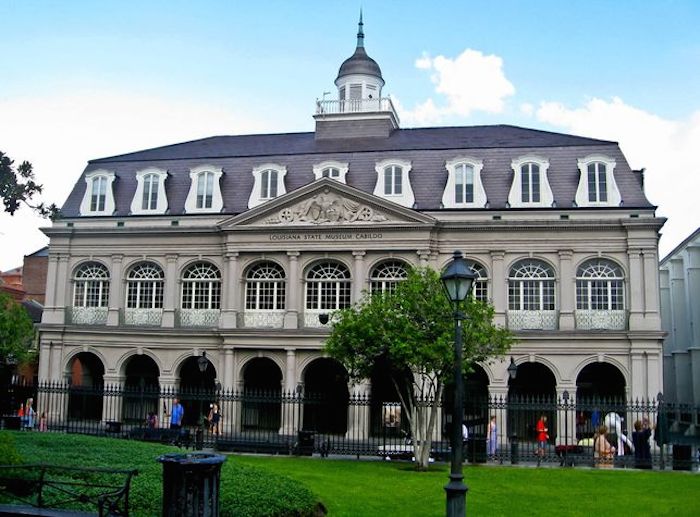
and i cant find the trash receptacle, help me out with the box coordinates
[510,434,519,464]
[297,430,314,456]
[672,444,692,471]
[466,435,487,463]
[158,452,226,517]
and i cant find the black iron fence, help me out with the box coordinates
[2,381,698,470]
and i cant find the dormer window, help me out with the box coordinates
[313,161,348,183]
[249,163,287,208]
[575,155,621,207]
[131,168,168,215]
[507,156,553,208]
[79,170,116,216]
[442,157,487,208]
[184,165,224,213]
[373,159,414,207]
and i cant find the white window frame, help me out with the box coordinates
[369,260,408,295]
[180,262,222,310]
[126,262,165,309]
[576,259,625,311]
[184,165,224,214]
[575,155,621,207]
[508,259,556,311]
[442,157,486,208]
[507,156,553,208]
[249,163,287,209]
[131,167,168,215]
[373,158,414,208]
[79,170,116,216]
[305,261,352,311]
[312,160,349,183]
[245,261,286,311]
[72,262,110,308]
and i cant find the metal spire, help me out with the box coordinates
[357,9,364,48]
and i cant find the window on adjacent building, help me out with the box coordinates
[305,261,351,311]
[196,171,215,209]
[508,259,555,311]
[588,162,607,203]
[576,259,624,310]
[73,262,110,307]
[181,262,221,310]
[246,261,286,310]
[126,262,164,309]
[521,163,541,203]
[384,165,403,195]
[370,260,408,295]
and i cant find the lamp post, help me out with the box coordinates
[441,250,476,517]
[562,390,569,467]
[506,357,518,464]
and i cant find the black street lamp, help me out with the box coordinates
[562,390,570,466]
[507,357,518,380]
[197,351,209,374]
[441,250,476,517]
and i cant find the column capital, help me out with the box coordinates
[490,250,505,261]
[165,254,179,263]
[225,251,240,260]
[558,249,574,260]
[286,251,300,259]
[111,254,124,263]
[352,250,366,259]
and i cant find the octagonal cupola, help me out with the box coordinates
[335,11,385,100]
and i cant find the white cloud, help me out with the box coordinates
[520,103,534,116]
[398,49,515,125]
[535,97,700,257]
[0,91,268,271]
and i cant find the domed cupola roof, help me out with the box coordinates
[335,13,384,83]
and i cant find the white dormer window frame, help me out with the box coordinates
[575,155,621,207]
[442,157,487,208]
[131,167,168,215]
[184,165,224,213]
[312,160,349,183]
[80,169,116,216]
[248,163,287,209]
[507,155,554,208]
[374,159,414,208]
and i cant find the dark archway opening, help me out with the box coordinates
[122,355,160,424]
[369,357,412,437]
[507,362,556,442]
[242,358,282,431]
[179,355,217,426]
[575,362,627,439]
[67,352,105,421]
[443,364,491,438]
[303,358,349,434]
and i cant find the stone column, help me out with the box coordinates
[107,254,124,326]
[42,254,60,323]
[558,250,575,330]
[352,251,367,302]
[48,255,69,324]
[346,380,371,440]
[630,351,648,400]
[221,252,240,329]
[628,249,644,328]
[161,254,178,328]
[487,383,509,452]
[284,252,300,329]
[417,250,431,268]
[281,349,300,435]
[642,249,662,330]
[102,374,125,424]
[490,251,506,327]
[555,386,576,447]
[159,377,178,429]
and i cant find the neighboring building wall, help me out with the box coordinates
[23,248,49,304]
[660,228,700,404]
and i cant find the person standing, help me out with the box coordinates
[594,425,616,468]
[487,415,498,458]
[24,398,36,430]
[170,398,184,429]
[38,412,47,432]
[536,415,549,458]
[632,419,652,469]
[210,403,221,437]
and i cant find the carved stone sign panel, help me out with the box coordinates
[265,190,388,225]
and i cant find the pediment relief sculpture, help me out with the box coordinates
[265,191,389,225]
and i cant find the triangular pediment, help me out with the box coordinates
[220,178,436,229]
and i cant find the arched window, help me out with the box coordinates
[370,260,408,295]
[576,259,624,311]
[305,261,351,311]
[126,262,164,309]
[508,260,555,311]
[181,262,221,310]
[467,261,489,303]
[73,262,110,307]
[246,262,286,310]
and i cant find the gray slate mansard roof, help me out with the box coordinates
[60,124,653,218]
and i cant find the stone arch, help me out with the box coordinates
[507,360,558,442]
[236,352,286,387]
[121,354,160,424]
[171,350,220,381]
[241,257,287,277]
[63,346,110,376]
[572,355,630,391]
[575,361,627,403]
[302,357,349,434]
[300,256,353,277]
[368,356,413,436]
[70,258,111,276]
[573,254,629,279]
[178,257,223,277]
[506,256,558,278]
[240,357,284,431]
[122,257,166,275]
[65,351,106,421]
[176,353,218,426]
[116,349,164,378]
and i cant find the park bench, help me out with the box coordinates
[0,464,138,516]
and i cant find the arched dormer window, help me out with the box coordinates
[442,157,487,208]
[131,168,168,214]
[80,170,116,216]
[374,159,414,208]
[184,165,224,213]
[313,161,349,183]
[575,155,621,207]
[249,163,287,208]
[507,156,553,208]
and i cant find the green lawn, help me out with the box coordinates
[234,455,700,516]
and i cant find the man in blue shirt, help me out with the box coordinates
[170,398,184,430]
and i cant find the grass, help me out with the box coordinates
[234,455,700,516]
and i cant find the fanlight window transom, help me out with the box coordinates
[508,260,555,311]
[576,259,624,310]
[305,261,351,311]
[181,262,221,310]
[370,260,408,294]
[246,261,286,311]
[127,262,164,309]
[73,262,110,308]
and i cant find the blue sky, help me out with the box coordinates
[1,0,699,269]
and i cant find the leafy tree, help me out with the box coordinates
[325,267,514,469]
[0,150,59,218]
[0,292,36,367]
